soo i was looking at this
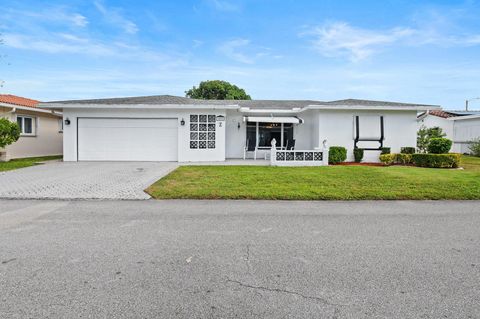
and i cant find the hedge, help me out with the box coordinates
[379,154,395,165]
[353,148,364,163]
[400,147,415,154]
[379,153,412,165]
[329,146,347,164]
[380,147,391,155]
[411,153,461,168]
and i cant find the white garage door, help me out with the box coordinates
[78,118,178,161]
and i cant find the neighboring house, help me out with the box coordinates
[0,94,63,161]
[41,95,439,163]
[418,110,480,153]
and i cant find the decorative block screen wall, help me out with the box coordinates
[190,114,216,149]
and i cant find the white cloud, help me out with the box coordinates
[218,39,273,64]
[304,16,480,62]
[218,39,254,64]
[71,13,88,27]
[305,22,414,62]
[205,0,240,12]
[93,1,139,34]
[2,33,185,65]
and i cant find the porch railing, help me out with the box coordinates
[270,139,329,166]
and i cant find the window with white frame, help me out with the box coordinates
[58,119,64,132]
[190,114,216,149]
[16,115,36,135]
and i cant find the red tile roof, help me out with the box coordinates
[0,94,39,108]
[427,110,457,118]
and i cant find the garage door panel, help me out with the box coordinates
[78,118,178,161]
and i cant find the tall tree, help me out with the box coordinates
[185,80,251,100]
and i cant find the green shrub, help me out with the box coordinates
[380,153,412,165]
[417,125,446,153]
[396,153,412,165]
[400,147,415,154]
[411,153,461,168]
[329,146,347,164]
[379,154,395,165]
[427,138,452,154]
[0,118,20,149]
[353,148,364,163]
[469,138,480,157]
[380,147,391,154]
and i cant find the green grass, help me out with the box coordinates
[146,155,480,200]
[0,155,63,172]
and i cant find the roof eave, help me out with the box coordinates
[305,104,441,111]
[38,103,241,110]
[0,102,62,116]
[446,114,480,121]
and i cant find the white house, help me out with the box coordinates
[418,110,480,153]
[41,95,439,163]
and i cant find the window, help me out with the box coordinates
[17,116,36,135]
[190,114,216,149]
[246,122,293,148]
[58,119,64,132]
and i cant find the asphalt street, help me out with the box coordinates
[0,200,479,318]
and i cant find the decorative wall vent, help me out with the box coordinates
[190,114,216,149]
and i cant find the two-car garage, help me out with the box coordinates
[77,118,178,161]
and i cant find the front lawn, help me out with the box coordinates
[146,155,480,200]
[0,155,62,172]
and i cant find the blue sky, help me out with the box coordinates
[1,0,480,109]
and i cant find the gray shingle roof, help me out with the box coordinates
[323,99,436,107]
[43,95,437,109]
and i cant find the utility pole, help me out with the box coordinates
[465,97,480,111]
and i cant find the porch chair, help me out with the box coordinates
[243,139,256,160]
[285,139,296,150]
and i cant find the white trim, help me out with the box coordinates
[16,114,37,136]
[0,102,62,116]
[304,104,440,111]
[38,102,439,112]
[447,114,480,121]
[243,116,303,124]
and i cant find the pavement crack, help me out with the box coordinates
[1,258,16,265]
[226,278,347,308]
[244,244,252,273]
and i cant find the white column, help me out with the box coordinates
[270,138,277,165]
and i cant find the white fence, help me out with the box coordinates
[270,144,329,167]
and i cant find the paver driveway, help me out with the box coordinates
[0,162,177,200]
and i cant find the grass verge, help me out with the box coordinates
[0,155,63,172]
[146,155,480,200]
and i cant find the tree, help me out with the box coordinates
[0,118,20,149]
[417,125,446,153]
[185,80,251,100]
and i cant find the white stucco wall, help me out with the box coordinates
[317,110,418,162]
[62,108,226,162]
[451,117,480,153]
[1,108,63,160]
[418,115,454,140]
